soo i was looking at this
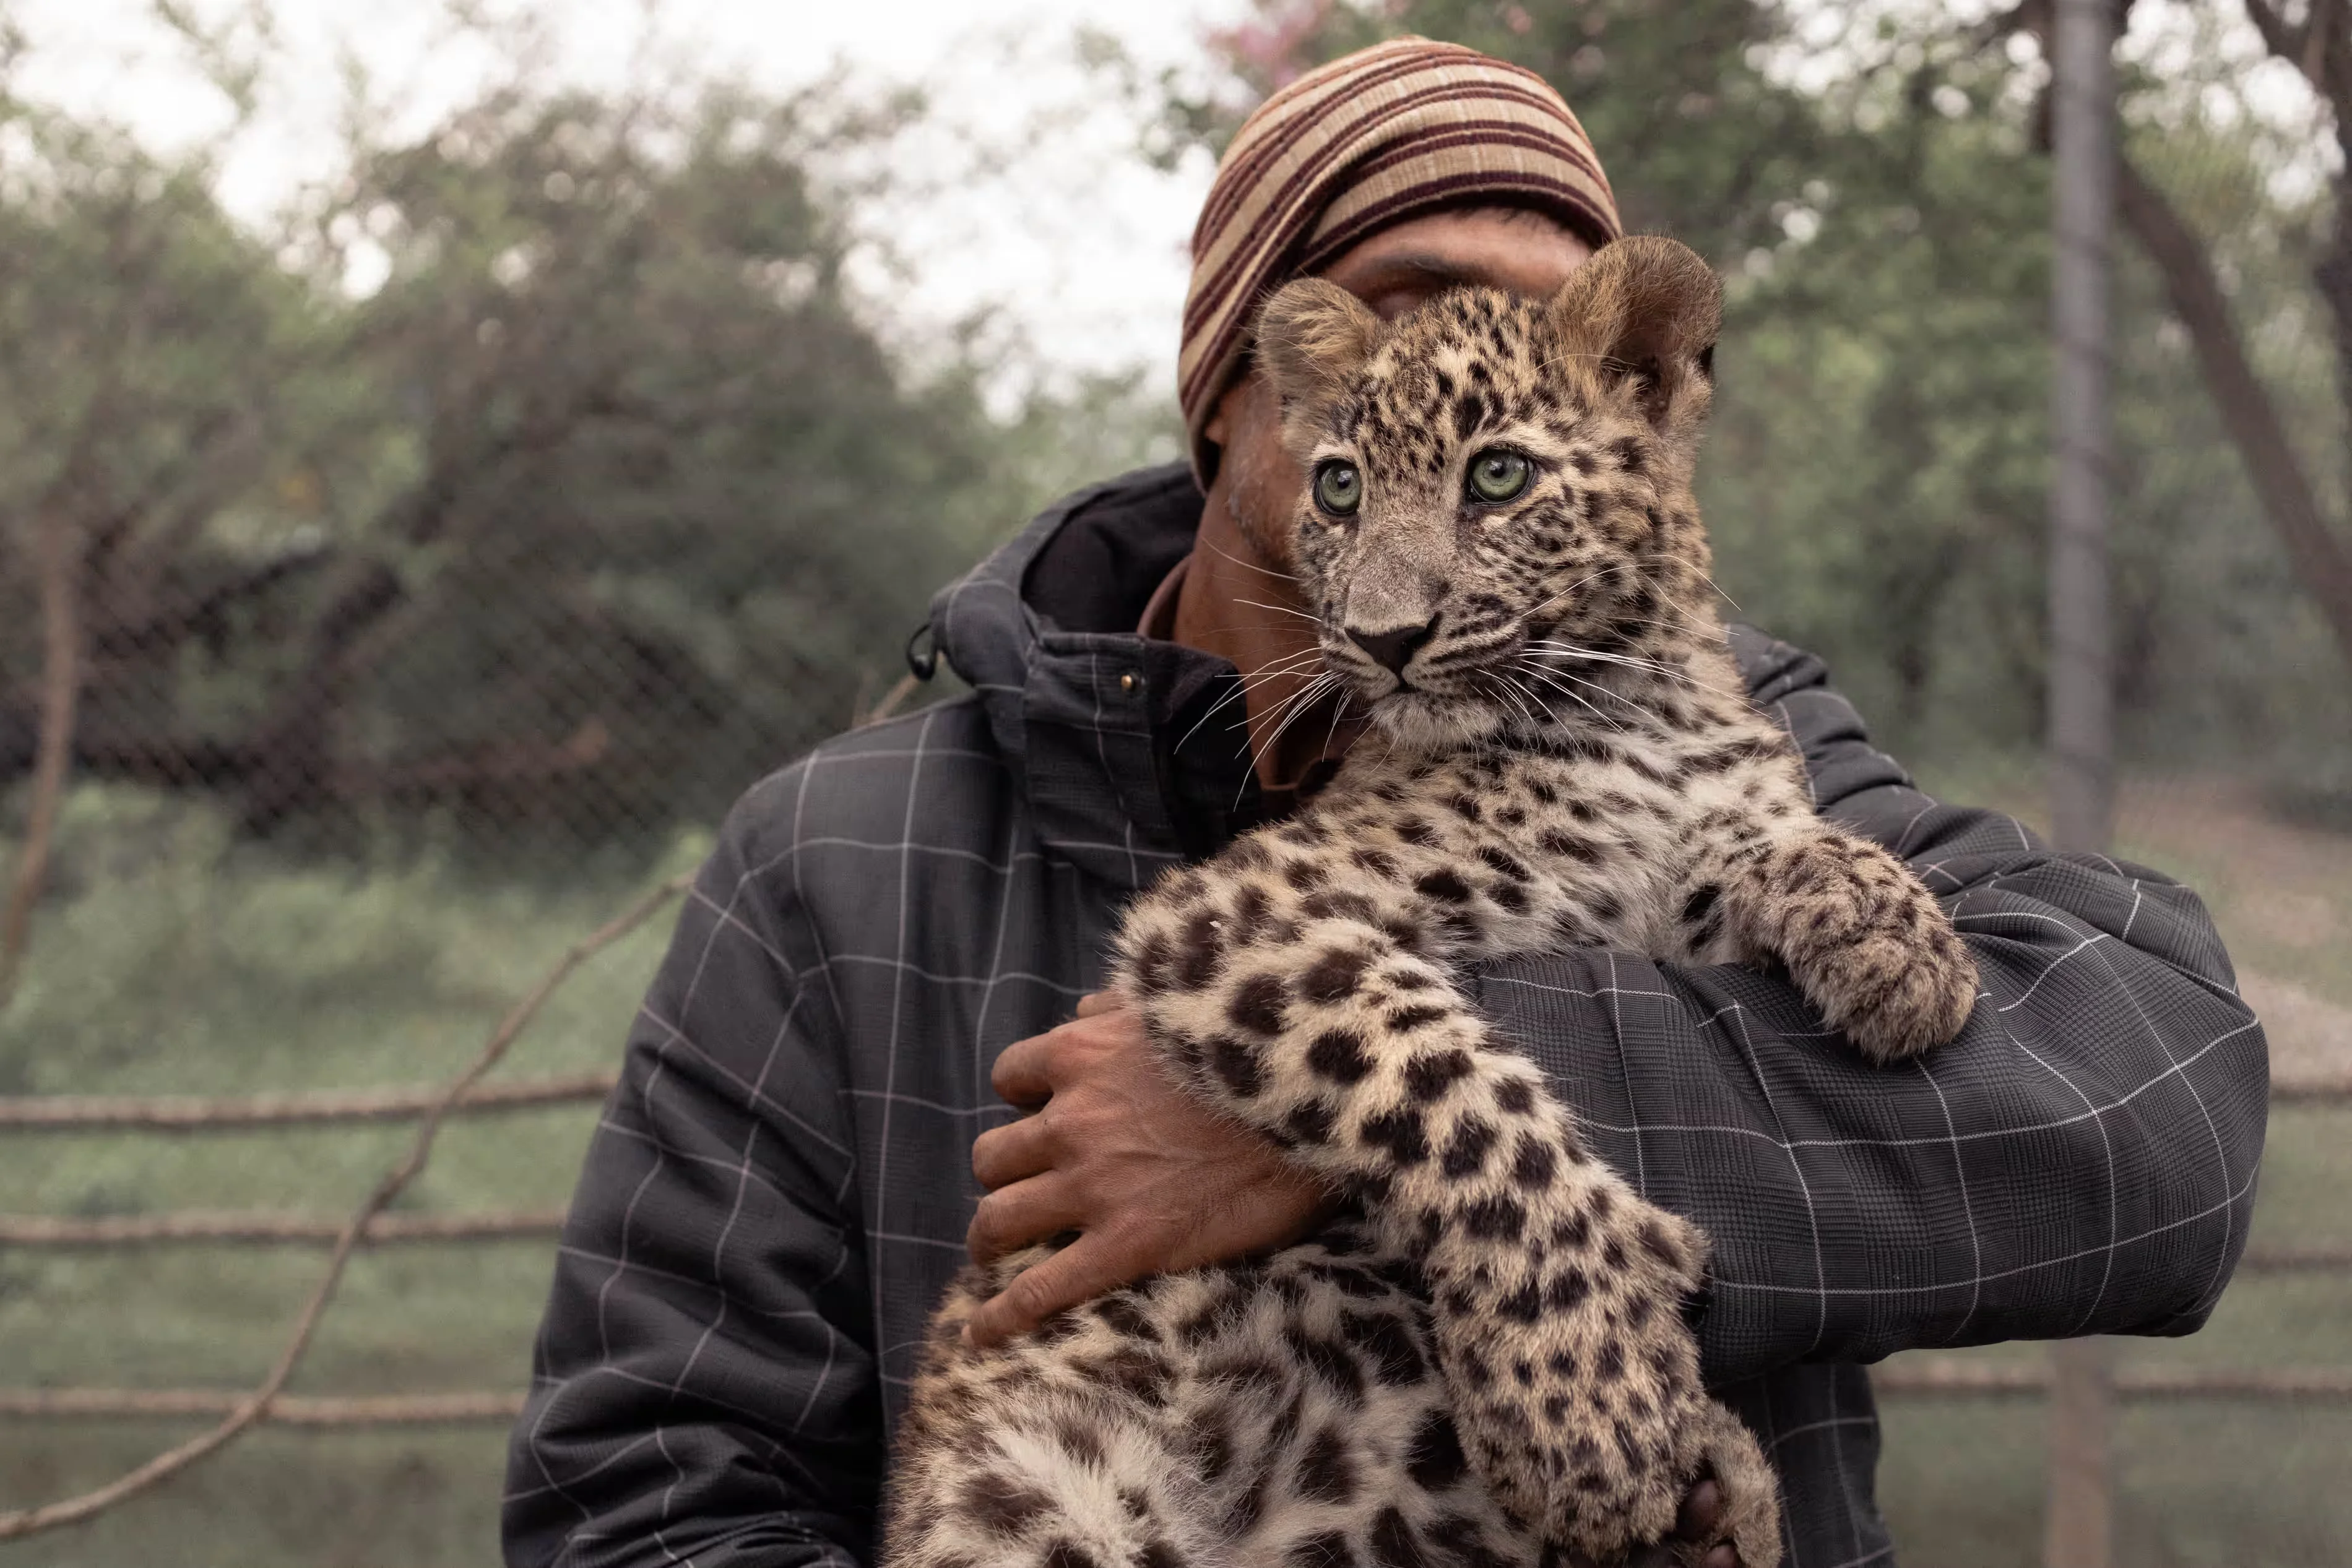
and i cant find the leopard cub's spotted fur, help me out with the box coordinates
[886,237,1978,1568]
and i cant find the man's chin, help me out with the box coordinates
[1365,688,1500,754]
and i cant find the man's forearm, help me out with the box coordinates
[1476,631,2267,1383]
[1481,808,2263,1383]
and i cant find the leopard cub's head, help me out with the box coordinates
[1253,233,1724,751]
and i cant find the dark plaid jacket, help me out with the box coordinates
[504,464,2268,1568]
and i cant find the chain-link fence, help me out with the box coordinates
[2,0,2348,1563]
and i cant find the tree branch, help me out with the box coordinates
[2114,155,2352,668]
[2304,0,2339,99]
[334,718,613,804]
[85,541,334,663]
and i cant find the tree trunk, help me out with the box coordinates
[2044,0,2118,1550]
[2237,2,2350,492]
[0,517,86,1006]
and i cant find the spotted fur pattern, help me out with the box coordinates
[886,237,1978,1568]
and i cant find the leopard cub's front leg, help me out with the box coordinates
[1713,821,1978,1062]
[1115,856,1774,1563]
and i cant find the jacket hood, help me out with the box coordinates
[928,462,1260,888]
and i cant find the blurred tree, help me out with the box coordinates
[237,80,1014,842]
[4,0,2340,868]
[0,78,338,950]
[0,45,1081,856]
[2121,0,2352,667]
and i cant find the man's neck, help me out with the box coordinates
[1169,484,1361,797]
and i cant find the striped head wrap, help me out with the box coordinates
[1180,37,1622,481]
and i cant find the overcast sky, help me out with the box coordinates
[10,0,2330,400]
[8,0,1258,394]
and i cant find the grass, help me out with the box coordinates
[2,776,2348,1566]
[1908,753,2352,1007]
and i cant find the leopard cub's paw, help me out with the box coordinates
[1816,899,1978,1064]
[1669,1400,1784,1568]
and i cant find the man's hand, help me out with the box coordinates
[964,996,1747,1568]
[963,993,1329,1346]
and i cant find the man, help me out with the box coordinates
[505,38,2266,1568]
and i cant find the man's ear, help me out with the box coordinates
[1254,278,1382,421]
[1543,235,1722,433]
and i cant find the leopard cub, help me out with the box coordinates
[886,236,1978,1568]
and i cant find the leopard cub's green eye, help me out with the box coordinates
[1466,449,1531,504]
[1313,460,1362,516]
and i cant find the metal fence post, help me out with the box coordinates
[2046,1337,2114,1565]
[2046,0,2119,1560]
[2049,0,2116,854]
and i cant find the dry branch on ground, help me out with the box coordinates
[0,871,689,1542]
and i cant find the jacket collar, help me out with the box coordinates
[928,463,1261,889]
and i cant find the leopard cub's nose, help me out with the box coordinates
[1346,614,1440,677]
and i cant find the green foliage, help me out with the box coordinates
[0,100,340,754]
[0,58,1165,863]
[0,783,694,1098]
[303,83,1013,842]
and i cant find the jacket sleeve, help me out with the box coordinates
[504,782,880,1568]
[1470,628,2270,1388]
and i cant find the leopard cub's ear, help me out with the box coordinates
[1254,278,1383,434]
[1543,235,1723,437]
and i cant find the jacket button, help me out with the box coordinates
[1120,673,1139,694]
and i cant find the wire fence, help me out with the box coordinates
[0,1209,569,1247]
[0,871,687,1542]
[0,1074,614,1131]
[0,3,2345,1557]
